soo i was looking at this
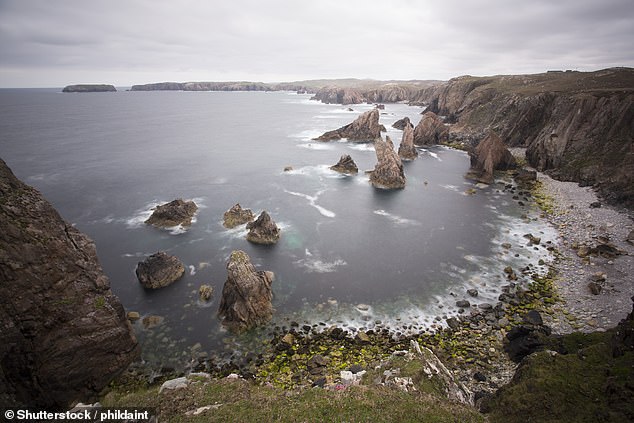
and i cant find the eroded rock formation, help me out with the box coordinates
[413,112,448,146]
[330,154,359,174]
[246,211,280,244]
[398,124,418,161]
[468,131,517,183]
[314,109,382,142]
[218,250,274,332]
[310,87,364,105]
[0,158,139,409]
[369,136,406,189]
[145,198,198,228]
[136,251,185,289]
[392,117,413,130]
[223,203,255,228]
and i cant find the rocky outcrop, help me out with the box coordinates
[392,117,413,130]
[330,155,359,174]
[468,131,517,183]
[413,112,448,146]
[136,251,185,289]
[315,109,382,142]
[397,124,418,161]
[62,84,116,93]
[246,211,280,244]
[218,250,274,332]
[223,203,255,228]
[145,199,198,227]
[0,158,139,409]
[310,87,364,105]
[369,136,406,189]
[413,68,634,208]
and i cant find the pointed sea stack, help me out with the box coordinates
[223,203,255,228]
[468,131,517,183]
[314,109,382,142]
[246,211,280,244]
[370,136,406,189]
[218,250,274,332]
[398,124,418,161]
[136,251,185,289]
[330,154,359,174]
[413,111,448,146]
[145,198,198,227]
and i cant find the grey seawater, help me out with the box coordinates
[0,89,556,368]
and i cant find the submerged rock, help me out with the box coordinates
[314,109,382,142]
[392,116,413,130]
[136,251,185,289]
[397,123,418,161]
[223,203,255,228]
[369,136,406,189]
[413,111,448,146]
[218,250,274,332]
[468,131,517,183]
[0,158,139,409]
[330,154,359,174]
[246,211,280,245]
[199,284,214,301]
[145,198,198,228]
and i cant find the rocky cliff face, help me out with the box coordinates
[218,250,274,332]
[315,109,382,142]
[468,131,517,183]
[413,112,448,146]
[310,87,365,105]
[0,158,139,409]
[415,68,634,207]
[370,136,406,189]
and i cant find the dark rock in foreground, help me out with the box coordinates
[218,250,274,332]
[145,198,198,227]
[413,111,448,146]
[397,123,418,161]
[223,203,255,228]
[468,131,517,183]
[0,158,139,409]
[136,251,185,289]
[246,211,280,244]
[314,109,382,142]
[369,136,406,189]
[62,84,116,93]
[330,154,359,174]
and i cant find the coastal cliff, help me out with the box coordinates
[0,158,139,409]
[414,68,634,208]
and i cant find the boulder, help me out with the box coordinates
[223,203,255,228]
[246,211,280,245]
[392,116,413,130]
[505,324,552,362]
[330,154,359,174]
[136,251,185,289]
[218,250,274,332]
[314,109,382,142]
[468,131,517,183]
[369,136,406,189]
[397,123,418,161]
[145,198,198,227]
[199,284,213,301]
[0,158,139,409]
[413,111,448,146]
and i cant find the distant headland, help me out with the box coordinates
[62,84,117,93]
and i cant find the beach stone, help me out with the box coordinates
[588,282,602,295]
[159,377,189,394]
[456,300,471,308]
[467,289,479,297]
[523,310,543,326]
[446,317,461,329]
[355,331,371,343]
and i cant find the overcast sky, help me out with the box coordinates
[1,0,633,87]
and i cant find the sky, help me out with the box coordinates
[1,0,633,87]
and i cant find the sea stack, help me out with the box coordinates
[145,198,198,228]
[314,109,382,142]
[136,251,185,289]
[398,124,418,161]
[370,136,406,189]
[246,211,281,244]
[330,154,359,174]
[413,111,448,146]
[218,250,274,332]
[0,158,139,409]
[468,131,517,183]
[223,203,255,228]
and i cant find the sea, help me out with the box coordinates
[0,88,557,369]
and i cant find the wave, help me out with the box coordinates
[347,143,375,152]
[373,209,421,226]
[293,249,347,273]
[297,142,335,151]
[282,164,343,179]
[284,189,336,218]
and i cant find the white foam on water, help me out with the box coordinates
[373,209,421,227]
[293,257,347,273]
[283,164,342,179]
[440,184,460,193]
[347,143,375,152]
[284,189,336,218]
[297,142,335,151]
[291,129,325,141]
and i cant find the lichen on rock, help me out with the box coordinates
[223,203,255,228]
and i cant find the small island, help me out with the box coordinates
[62,84,117,93]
